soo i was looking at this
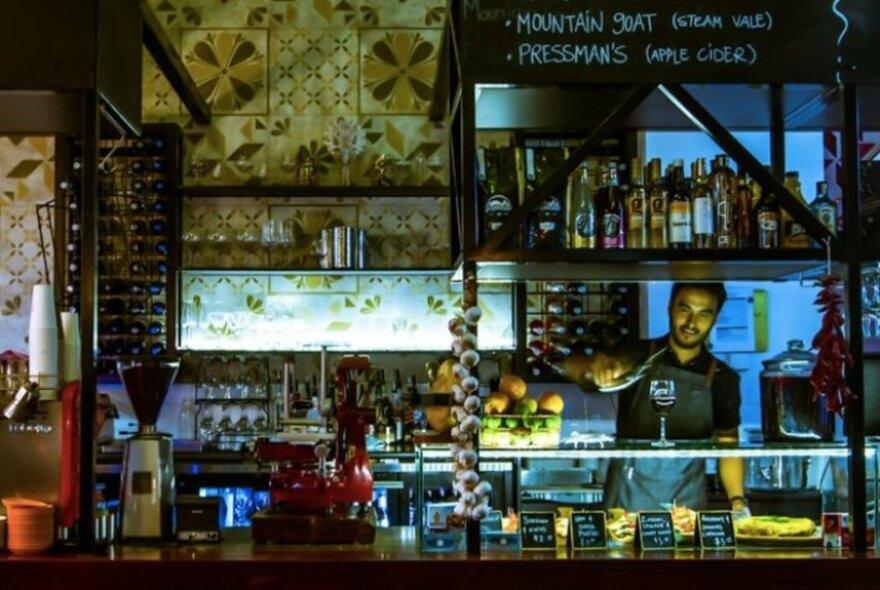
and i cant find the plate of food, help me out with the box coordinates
[734,516,821,547]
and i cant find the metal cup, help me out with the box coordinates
[355,229,368,269]
[319,228,335,269]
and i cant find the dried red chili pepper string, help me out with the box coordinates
[809,274,855,416]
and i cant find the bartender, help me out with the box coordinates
[567,282,746,513]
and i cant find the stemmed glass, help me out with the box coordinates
[649,380,676,448]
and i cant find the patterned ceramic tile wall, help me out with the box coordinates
[0,137,55,353]
[144,0,448,187]
[179,272,514,352]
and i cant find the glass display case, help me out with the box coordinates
[416,443,879,552]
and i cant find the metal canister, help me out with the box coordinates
[355,229,367,269]
[331,226,357,269]
[318,228,334,269]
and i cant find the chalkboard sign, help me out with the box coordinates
[635,511,676,551]
[695,511,736,550]
[520,511,557,550]
[482,510,503,532]
[569,511,607,550]
[461,0,880,85]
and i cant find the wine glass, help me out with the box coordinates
[649,379,676,448]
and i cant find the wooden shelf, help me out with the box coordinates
[455,249,832,282]
[181,267,452,277]
[182,185,449,198]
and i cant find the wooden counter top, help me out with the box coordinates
[1,528,878,590]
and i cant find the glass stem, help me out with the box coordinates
[660,416,667,443]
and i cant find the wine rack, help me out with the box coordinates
[62,124,182,376]
[522,281,639,381]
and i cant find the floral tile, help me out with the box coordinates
[356,2,445,28]
[181,28,269,115]
[183,116,270,183]
[359,28,440,115]
[143,50,182,121]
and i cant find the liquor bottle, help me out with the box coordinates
[711,155,738,248]
[564,297,584,315]
[691,158,714,249]
[525,147,567,250]
[735,176,753,248]
[625,158,647,249]
[646,158,668,248]
[781,171,809,248]
[567,161,597,248]
[479,147,520,248]
[809,181,837,244]
[598,161,624,249]
[755,194,780,249]
[667,161,692,249]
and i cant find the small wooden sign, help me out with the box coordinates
[635,511,675,551]
[482,510,503,532]
[520,511,557,550]
[569,511,608,551]
[695,511,736,550]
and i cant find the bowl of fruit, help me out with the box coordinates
[482,375,564,448]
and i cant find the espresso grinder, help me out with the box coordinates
[118,356,180,540]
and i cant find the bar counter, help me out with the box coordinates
[1,528,879,590]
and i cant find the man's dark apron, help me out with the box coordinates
[604,350,718,512]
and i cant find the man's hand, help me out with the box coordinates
[588,353,630,388]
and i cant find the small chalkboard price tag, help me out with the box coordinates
[635,511,675,551]
[695,511,736,550]
[520,511,557,551]
[569,511,607,551]
[482,510,503,532]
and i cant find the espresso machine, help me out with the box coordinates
[252,355,376,544]
[118,356,180,540]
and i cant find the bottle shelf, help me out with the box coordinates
[183,185,449,198]
[461,248,829,282]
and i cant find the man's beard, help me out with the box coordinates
[671,328,704,350]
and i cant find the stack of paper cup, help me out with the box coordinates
[60,311,81,386]
[28,284,59,393]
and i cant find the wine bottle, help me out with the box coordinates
[155,240,169,255]
[599,162,625,249]
[711,155,738,248]
[131,160,146,174]
[130,321,146,336]
[668,161,692,249]
[153,199,168,214]
[129,200,146,213]
[567,161,597,248]
[564,298,584,315]
[691,158,714,249]
[151,301,167,315]
[99,298,126,315]
[565,282,588,295]
[130,301,148,315]
[545,297,564,315]
[625,157,647,248]
[130,241,146,254]
[148,322,164,336]
[527,339,546,357]
[128,340,147,355]
[528,318,545,336]
[545,316,567,336]
[152,179,167,193]
[567,318,588,337]
[646,158,668,248]
[149,343,167,356]
[781,171,809,248]
[150,220,167,234]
